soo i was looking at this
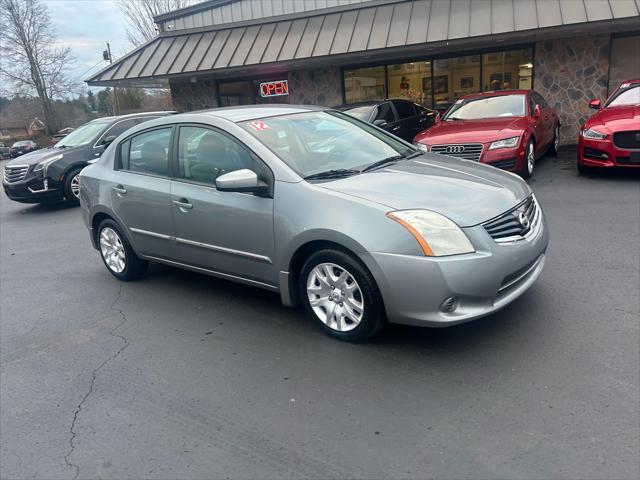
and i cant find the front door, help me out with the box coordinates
[169,125,276,286]
[109,126,175,258]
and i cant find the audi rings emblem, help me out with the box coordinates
[445,145,465,154]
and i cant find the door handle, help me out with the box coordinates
[392,126,401,131]
[173,199,193,210]
[112,185,127,195]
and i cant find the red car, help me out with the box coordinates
[413,90,559,179]
[577,79,640,174]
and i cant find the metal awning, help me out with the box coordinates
[87,0,640,87]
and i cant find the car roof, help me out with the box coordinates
[87,111,175,124]
[335,99,421,109]
[176,104,325,123]
[618,79,640,87]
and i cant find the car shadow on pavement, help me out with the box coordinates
[11,201,78,214]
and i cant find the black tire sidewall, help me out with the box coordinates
[519,140,535,179]
[63,167,83,204]
[97,219,146,281]
[299,249,385,341]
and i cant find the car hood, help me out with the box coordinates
[584,105,640,132]
[414,117,527,144]
[317,154,530,227]
[5,146,76,167]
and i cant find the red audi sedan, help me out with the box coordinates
[577,79,640,174]
[413,90,559,179]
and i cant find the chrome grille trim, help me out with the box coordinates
[3,165,29,183]
[431,143,484,162]
[483,195,541,244]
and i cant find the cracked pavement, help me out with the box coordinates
[1,150,639,479]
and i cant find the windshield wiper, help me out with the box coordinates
[304,169,360,180]
[361,151,423,173]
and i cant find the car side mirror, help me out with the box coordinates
[102,135,117,147]
[216,169,269,194]
[373,119,388,128]
[435,113,442,124]
[588,98,601,110]
[533,105,542,118]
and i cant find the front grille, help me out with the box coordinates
[489,158,517,170]
[616,156,640,165]
[3,165,29,183]
[431,143,483,162]
[613,131,640,150]
[483,195,540,243]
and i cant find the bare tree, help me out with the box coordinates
[0,0,76,134]
[119,0,197,47]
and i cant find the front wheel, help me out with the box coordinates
[299,249,386,342]
[519,140,535,179]
[97,219,148,281]
[63,167,83,205]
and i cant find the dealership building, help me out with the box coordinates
[87,0,640,144]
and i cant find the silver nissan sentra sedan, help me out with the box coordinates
[79,105,548,341]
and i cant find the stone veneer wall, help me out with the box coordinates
[288,67,343,106]
[534,35,610,145]
[170,80,219,112]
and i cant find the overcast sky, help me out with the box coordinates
[44,0,131,92]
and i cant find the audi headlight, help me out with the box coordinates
[387,210,475,257]
[581,129,608,140]
[34,154,63,172]
[414,142,429,152]
[488,136,520,150]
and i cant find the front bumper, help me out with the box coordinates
[577,137,640,168]
[361,208,549,327]
[425,143,526,172]
[2,170,64,203]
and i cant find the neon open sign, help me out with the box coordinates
[259,80,289,97]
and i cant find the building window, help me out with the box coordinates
[218,78,290,106]
[482,48,533,92]
[387,61,432,106]
[432,55,480,112]
[609,35,640,93]
[344,66,386,103]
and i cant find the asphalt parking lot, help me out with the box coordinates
[1,148,639,480]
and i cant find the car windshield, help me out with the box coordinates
[56,121,110,148]
[12,141,31,147]
[241,111,415,178]
[341,106,374,121]
[444,94,526,120]
[606,84,640,107]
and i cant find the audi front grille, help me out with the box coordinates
[3,165,29,183]
[431,144,484,162]
[483,195,540,243]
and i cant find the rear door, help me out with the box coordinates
[392,100,421,142]
[169,124,276,286]
[109,126,175,258]
[532,92,553,152]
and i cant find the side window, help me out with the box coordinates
[532,92,547,108]
[394,101,416,120]
[119,128,172,176]
[374,102,396,124]
[177,126,255,185]
[102,119,136,142]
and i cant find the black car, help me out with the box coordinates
[2,112,174,205]
[335,99,438,142]
[10,140,39,157]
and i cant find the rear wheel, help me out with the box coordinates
[63,167,83,205]
[519,140,535,179]
[299,249,386,342]
[97,219,147,281]
[548,125,559,156]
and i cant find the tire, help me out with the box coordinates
[97,219,148,281]
[548,125,559,156]
[63,167,83,205]
[519,139,535,180]
[299,249,386,342]
[577,163,591,175]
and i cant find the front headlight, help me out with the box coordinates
[387,210,475,257]
[34,154,63,172]
[581,128,608,140]
[414,142,429,152]
[488,136,520,150]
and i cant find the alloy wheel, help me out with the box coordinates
[99,227,126,273]
[306,263,364,332]
[554,126,560,152]
[527,142,535,175]
[70,173,80,198]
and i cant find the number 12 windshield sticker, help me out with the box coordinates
[247,121,271,131]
